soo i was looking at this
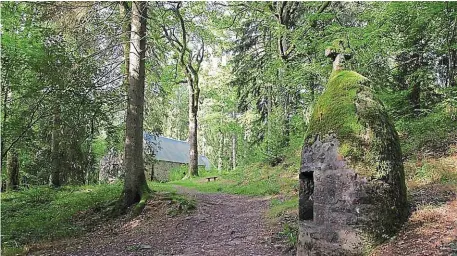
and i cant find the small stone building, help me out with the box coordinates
[297,42,408,255]
[143,133,211,181]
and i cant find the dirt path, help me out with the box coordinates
[30,186,287,256]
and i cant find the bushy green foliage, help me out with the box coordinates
[396,108,456,157]
[379,87,457,157]
[168,165,188,181]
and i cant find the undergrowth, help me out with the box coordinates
[169,159,298,197]
[0,181,193,255]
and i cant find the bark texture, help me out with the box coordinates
[120,1,149,210]
[188,80,199,177]
[218,131,224,171]
[50,105,61,187]
[231,133,237,170]
[119,2,131,88]
[6,149,19,191]
[162,3,203,177]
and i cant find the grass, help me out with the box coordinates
[268,198,298,219]
[1,183,123,250]
[0,181,190,255]
[168,159,299,198]
[4,145,454,255]
[404,155,457,187]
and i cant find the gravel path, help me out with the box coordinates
[30,186,287,256]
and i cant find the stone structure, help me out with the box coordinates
[99,134,211,183]
[144,134,211,181]
[297,41,408,255]
[145,160,184,182]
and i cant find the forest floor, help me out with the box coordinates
[27,186,291,256]
[5,155,457,256]
[372,183,457,256]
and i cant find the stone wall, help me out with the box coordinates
[145,161,185,182]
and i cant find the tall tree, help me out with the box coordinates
[119,1,150,211]
[161,2,206,177]
[227,1,334,164]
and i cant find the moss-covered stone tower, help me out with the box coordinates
[297,41,408,255]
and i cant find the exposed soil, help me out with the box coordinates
[26,181,457,256]
[28,186,289,256]
[371,184,457,256]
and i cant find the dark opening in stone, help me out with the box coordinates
[299,171,314,221]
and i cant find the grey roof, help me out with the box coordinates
[144,133,211,169]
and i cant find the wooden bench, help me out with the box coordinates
[206,176,218,182]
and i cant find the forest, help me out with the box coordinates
[1,1,457,256]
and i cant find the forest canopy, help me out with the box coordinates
[1,1,456,192]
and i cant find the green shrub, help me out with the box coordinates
[169,165,187,181]
[396,107,456,156]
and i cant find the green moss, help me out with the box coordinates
[306,70,365,138]
[305,70,367,170]
[133,182,152,216]
[305,70,404,179]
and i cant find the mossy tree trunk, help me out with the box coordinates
[409,81,421,113]
[118,1,150,212]
[6,149,19,191]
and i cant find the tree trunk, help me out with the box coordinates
[164,3,202,177]
[218,131,224,172]
[119,2,131,88]
[283,90,291,147]
[243,130,248,163]
[1,82,8,161]
[150,162,154,181]
[450,49,456,87]
[188,80,199,177]
[119,1,150,212]
[409,82,421,113]
[50,105,61,187]
[6,149,19,191]
[231,133,236,170]
[217,132,224,171]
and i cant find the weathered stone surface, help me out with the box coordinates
[298,46,408,255]
[145,161,184,182]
